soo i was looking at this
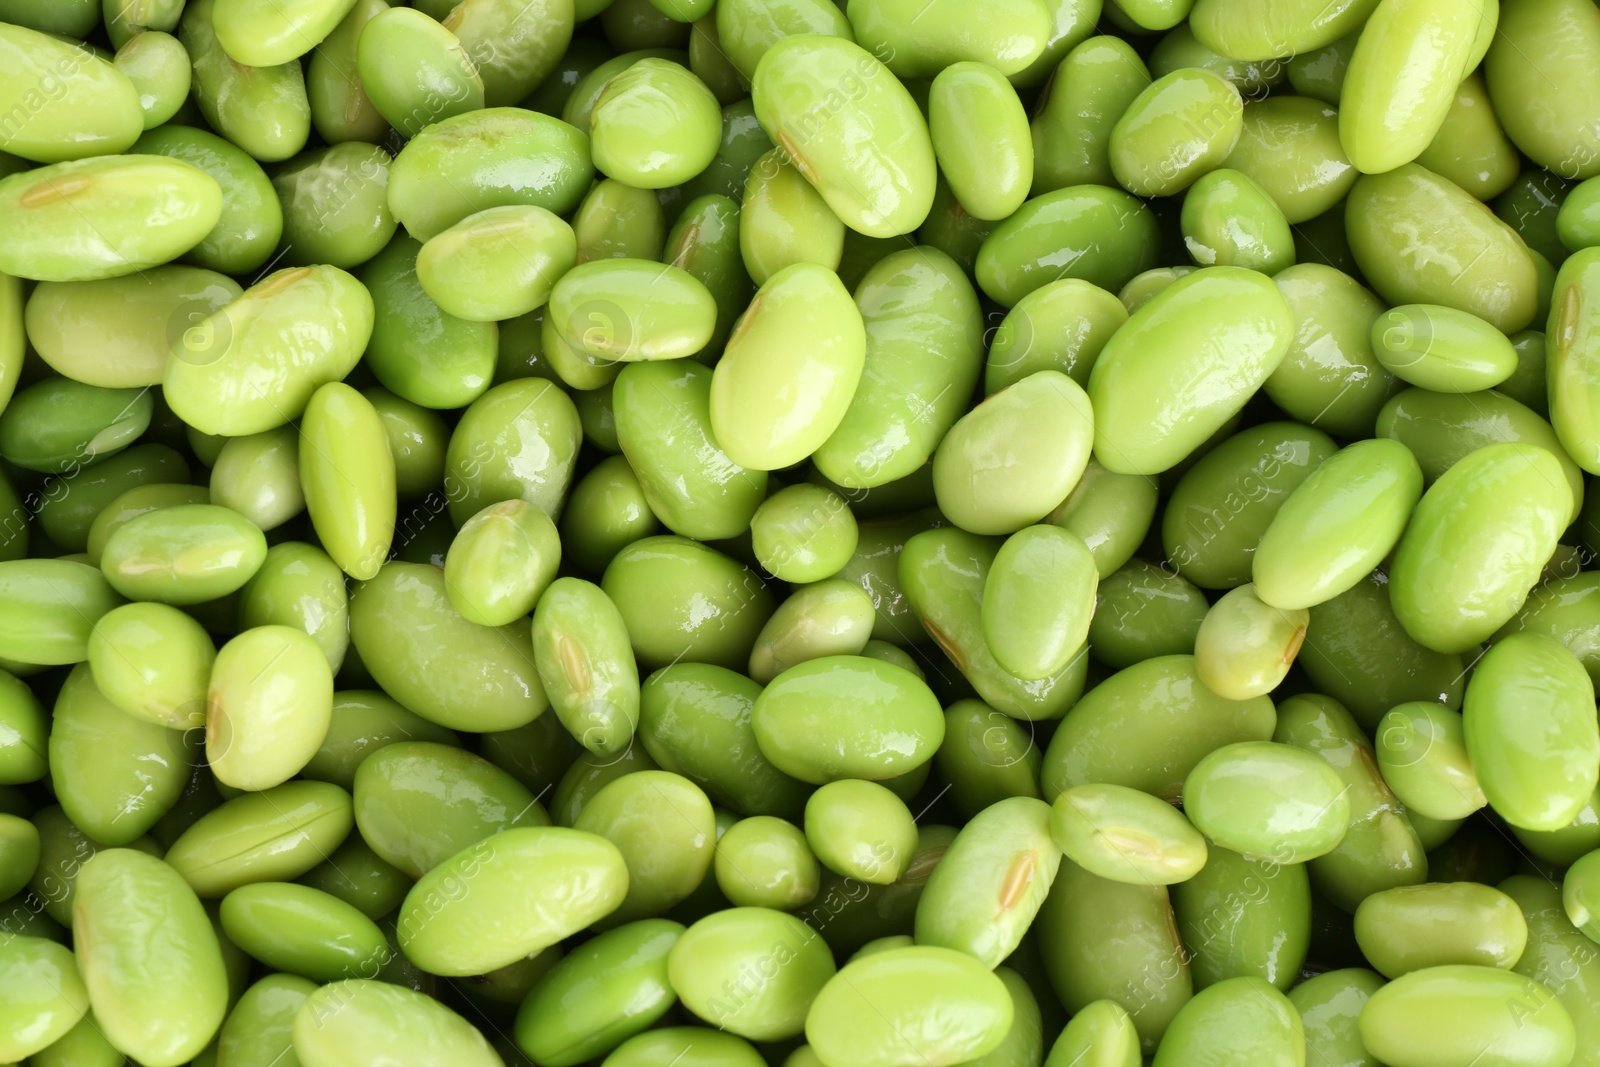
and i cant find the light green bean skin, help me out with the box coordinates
[748,579,875,685]
[1089,267,1294,475]
[1388,443,1572,654]
[1253,438,1424,610]
[668,907,835,1040]
[216,973,317,1067]
[1347,164,1539,335]
[355,6,484,138]
[0,21,143,163]
[1360,965,1575,1067]
[740,149,844,286]
[350,562,548,733]
[1150,977,1302,1067]
[1042,655,1276,801]
[163,781,353,897]
[1548,248,1600,474]
[307,0,391,144]
[0,559,124,666]
[444,0,576,106]
[48,662,190,845]
[208,626,333,792]
[914,796,1060,968]
[0,154,222,283]
[532,577,641,757]
[444,499,562,627]
[1275,693,1429,911]
[813,247,984,490]
[87,601,213,729]
[570,771,713,923]
[387,107,594,242]
[983,525,1097,681]
[73,849,228,1067]
[293,980,502,1067]
[1371,303,1519,393]
[1465,632,1600,832]
[750,35,936,239]
[1354,882,1529,978]
[182,0,310,162]
[444,377,582,527]
[0,669,47,785]
[976,186,1160,307]
[1049,783,1206,886]
[220,882,389,983]
[164,265,375,437]
[927,61,1032,222]
[1192,584,1308,700]
[752,655,944,783]
[710,262,866,472]
[1375,701,1486,821]
[1184,741,1350,863]
[397,826,628,976]
[804,946,1014,1067]
[514,918,682,1065]
[299,383,395,582]
[933,370,1094,536]
[237,542,349,674]
[0,935,89,1062]
[1563,849,1600,942]
[1416,71,1520,203]
[1036,858,1191,1053]
[1484,0,1600,181]
[99,503,268,606]
[1502,875,1600,1067]
[1172,845,1310,991]
[210,426,304,532]
[1337,0,1479,175]
[603,536,775,671]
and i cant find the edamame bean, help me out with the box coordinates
[131,124,284,276]
[0,21,142,163]
[73,848,228,1067]
[1089,268,1294,475]
[1375,702,1486,820]
[209,427,303,532]
[387,107,594,242]
[1172,845,1310,990]
[100,503,267,605]
[532,577,641,755]
[715,816,820,908]
[1388,443,1572,654]
[750,35,936,238]
[0,154,221,282]
[164,781,354,896]
[164,265,375,437]
[1184,741,1350,862]
[271,142,396,270]
[934,371,1094,536]
[182,0,310,162]
[207,625,332,791]
[48,663,189,845]
[360,234,497,411]
[815,247,983,489]
[752,655,943,783]
[571,771,714,923]
[219,881,389,983]
[982,525,1096,681]
[1354,883,1529,977]
[1050,783,1206,885]
[928,62,1032,221]
[1371,304,1518,393]
[515,918,682,1065]
[805,946,1014,1067]
[804,779,915,884]
[353,741,545,879]
[0,935,89,1062]
[1253,438,1424,610]
[669,907,835,1039]
[1035,858,1192,1052]
[1151,977,1302,1066]
[977,186,1159,307]
[293,979,502,1067]
[1347,164,1539,334]
[397,826,627,975]
[1043,655,1275,800]
[1465,632,1600,832]
[1359,965,1575,1067]
[237,542,350,674]
[443,377,581,526]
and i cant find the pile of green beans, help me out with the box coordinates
[4,0,1600,1063]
